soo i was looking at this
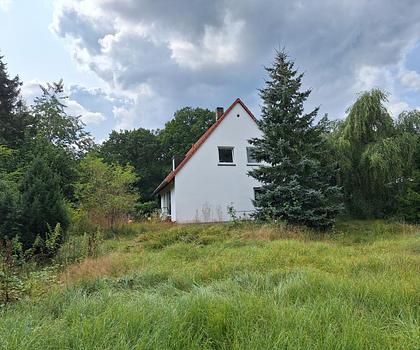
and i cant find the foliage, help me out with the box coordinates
[31,80,94,155]
[100,128,164,201]
[249,49,343,229]
[29,223,65,260]
[0,145,13,177]
[227,203,239,225]
[158,106,214,165]
[76,156,139,229]
[395,109,420,134]
[14,135,80,201]
[87,226,103,258]
[0,55,32,148]
[330,90,419,218]
[342,89,394,145]
[0,238,25,305]
[396,170,420,224]
[0,180,21,239]
[134,201,159,220]
[19,157,69,249]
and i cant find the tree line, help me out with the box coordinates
[0,54,214,259]
[250,49,419,228]
[0,48,419,261]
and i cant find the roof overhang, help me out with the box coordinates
[153,177,172,195]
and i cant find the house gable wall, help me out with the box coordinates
[174,103,262,222]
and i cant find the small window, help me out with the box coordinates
[218,147,234,163]
[253,187,263,201]
[247,147,258,164]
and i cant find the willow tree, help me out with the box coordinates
[333,89,419,218]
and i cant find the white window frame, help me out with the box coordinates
[218,146,235,166]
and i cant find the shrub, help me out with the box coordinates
[0,238,25,304]
[0,180,21,239]
[397,171,420,224]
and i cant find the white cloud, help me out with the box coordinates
[113,105,135,130]
[66,99,106,124]
[169,13,245,69]
[353,65,391,92]
[21,80,43,104]
[388,101,410,117]
[0,0,12,12]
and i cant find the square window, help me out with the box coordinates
[218,147,234,163]
[246,147,258,164]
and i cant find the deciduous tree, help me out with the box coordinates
[158,107,214,164]
[100,128,164,202]
[331,90,419,217]
[76,156,138,228]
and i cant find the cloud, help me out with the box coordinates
[51,0,420,134]
[169,13,245,70]
[0,0,12,12]
[65,99,106,125]
[399,69,420,91]
[388,101,410,117]
[21,80,43,104]
[21,80,108,125]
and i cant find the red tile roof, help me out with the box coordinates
[153,98,257,194]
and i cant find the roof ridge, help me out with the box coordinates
[153,98,257,194]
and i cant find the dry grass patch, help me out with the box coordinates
[60,252,138,285]
[241,223,325,241]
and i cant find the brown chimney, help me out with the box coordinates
[215,107,224,121]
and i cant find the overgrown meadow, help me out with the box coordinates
[1,220,419,350]
[0,47,419,349]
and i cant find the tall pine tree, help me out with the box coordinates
[249,49,343,229]
[0,54,32,148]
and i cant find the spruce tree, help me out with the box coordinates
[19,157,69,248]
[249,49,343,229]
[0,55,31,148]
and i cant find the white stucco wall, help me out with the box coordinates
[173,103,263,223]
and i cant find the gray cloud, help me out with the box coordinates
[51,0,420,134]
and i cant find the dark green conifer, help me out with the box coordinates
[249,49,343,229]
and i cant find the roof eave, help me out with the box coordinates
[153,179,169,195]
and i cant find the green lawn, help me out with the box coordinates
[1,220,419,349]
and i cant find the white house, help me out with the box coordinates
[153,98,263,223]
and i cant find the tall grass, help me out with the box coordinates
[0,220,419,349]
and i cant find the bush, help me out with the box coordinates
[397,171,420,224]
[0,180,21,239]
[0,238,25,305]
[397,188,420,224]
[134,200,159,220]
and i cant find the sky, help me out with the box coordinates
[1,0,420,142]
